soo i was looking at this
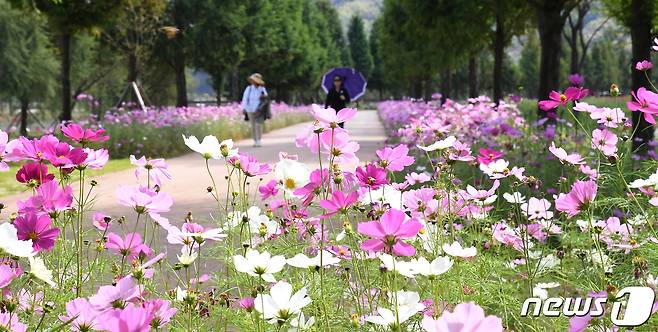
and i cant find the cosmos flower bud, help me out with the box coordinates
[610,84,620,96]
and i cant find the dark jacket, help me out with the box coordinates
[325,87,351,111]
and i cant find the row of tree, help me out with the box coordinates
[1,0,379,131]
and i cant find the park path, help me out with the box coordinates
[0,110,387,226]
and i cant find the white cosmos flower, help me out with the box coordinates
[218,139,238,158]
[378,254,416,278]
[532,282,560,299]
[0,223,35,258]
[275,158,310,193]
[228,206,279,238]
[255,281,312,324]
[175,286,188,302]
[182,134,222,159]
[479,159,509,177]
[289,312,315,332]
[442,242,477,258]
[411,256,453,278]
[417,136,457,151]
[28,257,56,288]
[365,291,424,329]
[503,192,526,204]
[233,249,286,282]
[287,251,340,269]
[361,185,402,210]
[177,250,197,266]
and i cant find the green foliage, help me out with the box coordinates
[347,15,373,79]
[519,32,541,98]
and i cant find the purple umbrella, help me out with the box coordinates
[321,67,367,101]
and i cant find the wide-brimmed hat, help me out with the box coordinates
[248,73,265,85]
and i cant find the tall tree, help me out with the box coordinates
[316,0,351,66]
[347,15,373,79]
[369,18,385,99]
[519,32,541,98]
[11,0,124,121]
[0,0,57,135]
[604,0,656,154]
[528,0,580,115]
[564,0,609,75]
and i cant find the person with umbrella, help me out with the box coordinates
[324,75,351,128]
[241,73,268,147]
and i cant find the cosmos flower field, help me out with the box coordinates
[2,81,658,331]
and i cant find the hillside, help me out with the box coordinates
[331,0,383,32]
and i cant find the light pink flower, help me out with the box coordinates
[60,123,109,144]
[116,186,173,226]
[376,144,414,171]
[591,129,617,156]
[319,190,359,218]
[549,142,584,165]
[129,155,172,186]
[312,104,357,128]
[358,208,422,256]
[89,277,141,311]
[555,180,597,218]
[105,233,152,260]
[99,303,153,332]
[0,130,9,171]
[59,298,102,331]
[422,302,503,332]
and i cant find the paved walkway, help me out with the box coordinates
[1,111,387,224]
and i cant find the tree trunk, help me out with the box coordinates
[630,0,654,155]
[468,56,478,98]
[412,80,422,99]
[493,11,504,104]
[536,3,567,118]
[231,69,240,101]
[440,69,451,103]
[569,21,579,75]
[20,98,29,136]
[128,52,138,83]
[214,74,224,105]
[60,33,72,122]
[174,48,188,107]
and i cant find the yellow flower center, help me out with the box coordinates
[284,178,296,189]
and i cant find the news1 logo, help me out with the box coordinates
[520,286,656,327]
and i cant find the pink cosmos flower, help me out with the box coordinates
[402,188,438,219]
[82,148,109,169]
[628,87,658,124]
[258,179,279,200]
[59,298,102,331]
[99,303,153,332]
[318,129,360,164]
[16,163,54,186]
[0,264,20,289]
[166,222,226,247]
[0,130,9,171]
[14,212,60,252]
[555,180,597,218]
[422,302,503,332]
[230,153,271,177]
[319,190,359,218]
[143,299,177,329]
[405,172,431,185]
[520,197,554,220]
[0,312,27,332]
[357,208,423,256]
[312,104,357,128]
[579,164,598,180]
[477,148,504,165]
[43,142,87,169]
[60,123,109,145]
[4,135,58,162]
[89,277,141,311]
[92,212,111,231]
[18,180,73,215]
[238,297,255,312]
[129,155,172,186]
[449,141,476,162]
[376,144,414,171]
[294,168,328,205]
[636,60,653,71]
[116,186,173,226]
[538,87,587,111]
[548,142,584,165]
[105,232,152,260]
[327,244,352,259]
[591,129,617,156]
[355,163,388,189]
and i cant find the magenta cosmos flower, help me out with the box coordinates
[105,232,152,260]
[636,60,653,71]
[143,299,177,329]
[15,163,54,186]
[294,168,328,205]
[60,123,109,145]
[319,190,359,218]
[477,148,504,165]
[89,277,141,311]
[568,73,584,87]
[357,208,423,256]
[18,180,73,215]
[116,186,173,226]
[555,180,597,218]
[628,87,658,124]
[4,135,58,163]
[355,163,388,189]
[538,87,587,111]
[43,142,87,169]
[14,212,60,252]
[422,302,503,332]
[258,179,279,200]
[376,144,414,171]
[230,153,271,177]
[129,155,172,187]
